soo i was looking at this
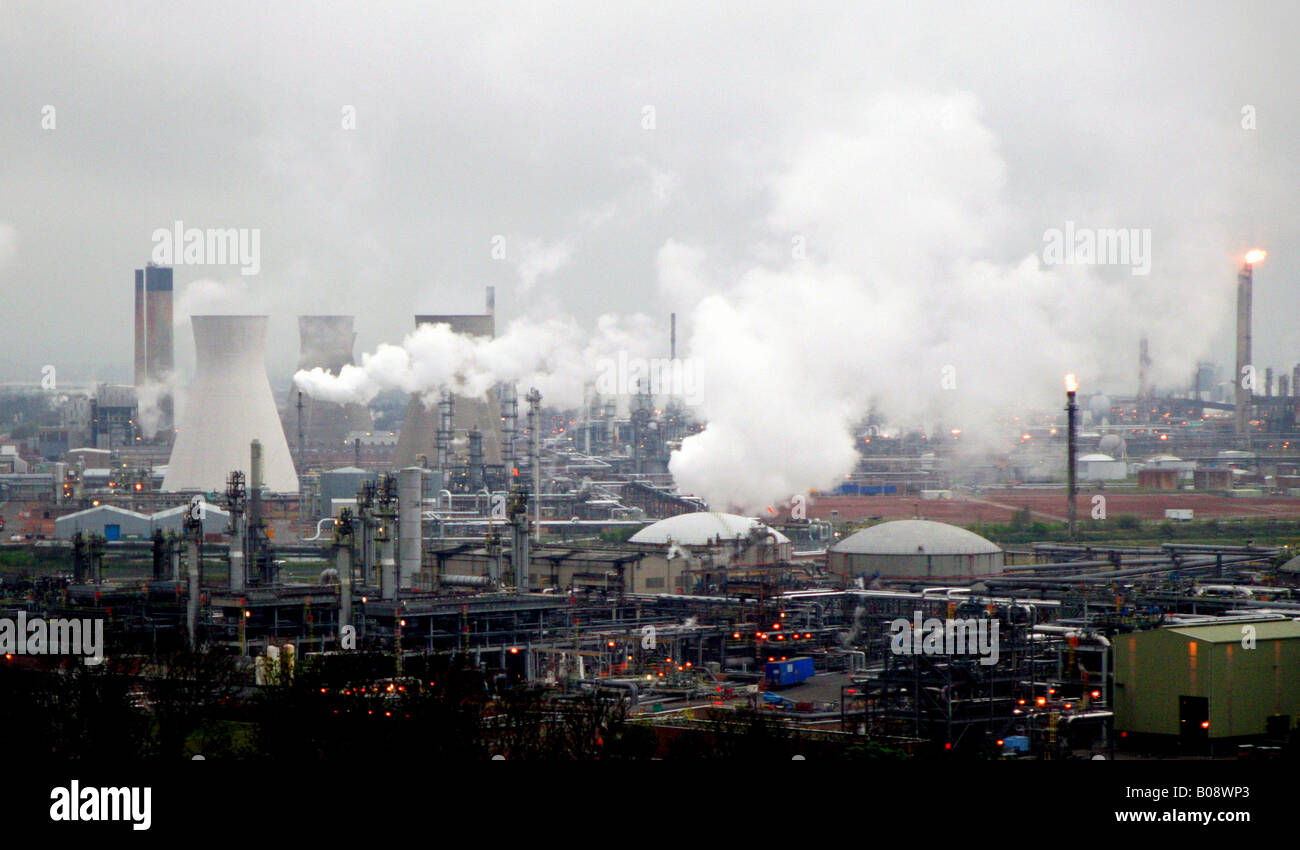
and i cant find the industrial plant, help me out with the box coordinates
[3,251,1300,767]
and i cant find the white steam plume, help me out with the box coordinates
[294,314,662,410]
[666,90,1201,512]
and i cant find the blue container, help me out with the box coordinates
[1002,736,1031,754]
[765,657,814,687]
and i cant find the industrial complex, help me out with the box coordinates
[2,251,1299,764]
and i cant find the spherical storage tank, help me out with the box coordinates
[829,520,1003,582]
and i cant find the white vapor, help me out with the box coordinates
[293,314,663,410]
[665,90,1196,512]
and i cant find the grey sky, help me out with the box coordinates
[1,0,1296,401]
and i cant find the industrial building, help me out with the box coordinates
[1075,452,1127,481]
[829,520,1004,582]
[54,501,230,539]
[1113,619,1300,746]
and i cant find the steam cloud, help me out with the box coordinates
[665,91,1202,511]
[293,314,662,410]
[300,90,1242,515]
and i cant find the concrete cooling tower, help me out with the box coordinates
[393,288,505,468]
[287,315,373,445]
[164,316,298,493]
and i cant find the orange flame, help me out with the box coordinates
[1245,248,1267,265]
[1065,373,1079,393]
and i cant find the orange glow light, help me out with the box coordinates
[1245,248,1267,265]
[1065,373,1079,393]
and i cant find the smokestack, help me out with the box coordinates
[185,504,203,648]
[436,391,454,470]
[1234,252,1265,443]
[249,439,264,532]
[1280,373,1290,398]
[228,471,246,593]
[1266,367,1275,397]
[670,312,677,361]
[1138,337,1151,398]
[133,270,146,386]
[1065,374,1078,541]
[134,264,175,429]
[334,512,353,637]
[527,387,542,541]
[144,266,174,383]
[486,285,495,316]
[398,467,423,589]
[164,316,298,493]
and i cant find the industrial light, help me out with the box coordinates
[1036,697,1047,706]
[1245,248,1267,265]
[1201,721,1210,729]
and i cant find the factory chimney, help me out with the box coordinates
[1235,250,1266,444]
[1065,373,1079,541]
[1138,337,1151,398]
[134,264,175,429]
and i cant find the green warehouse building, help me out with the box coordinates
[1113,619,1300,747]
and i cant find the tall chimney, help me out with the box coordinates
[1065,374,1079,541]
[670,312,677,361]
[133,270,147,386]
[1235,262,1254,443]
[1138,336,1151,398]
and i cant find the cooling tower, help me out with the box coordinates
[287,315,373,445]
[393,289,505,468]
[163,316,298,493]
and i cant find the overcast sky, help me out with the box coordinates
[2,0,1296,401]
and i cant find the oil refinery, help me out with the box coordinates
[2,1,1295,833]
